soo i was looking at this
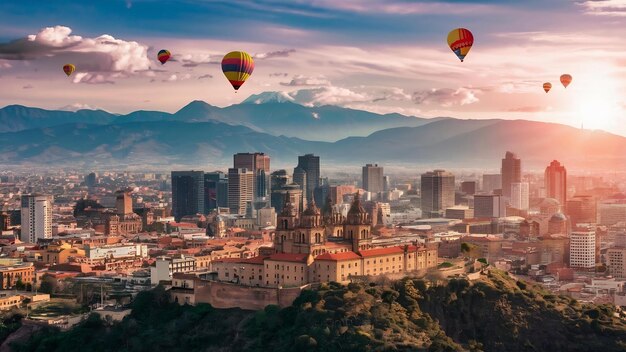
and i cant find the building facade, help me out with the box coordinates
[20,194,53,243]
[362,164,384,194]
[171,171,205,221]
[545,160,567,209]
[569,231,596,269]
[227,168,255,216]
[501,151,521,199]
[420,170,455,218]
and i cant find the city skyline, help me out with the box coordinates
[0,1,625,136]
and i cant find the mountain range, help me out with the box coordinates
[0,94,624,170]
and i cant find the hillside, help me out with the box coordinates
[7,271,626,352]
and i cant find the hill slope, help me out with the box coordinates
[6,271,626,352]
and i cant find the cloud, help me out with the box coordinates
[289,86,372,106]
[280,74,330,86]
[22,84,33,89]
[412,88,480,107]
[0,26,151,83]
[0,61,12,69]
[175,53,213,67]
[198,74,213,79]
[58,103,100,111]
[507,106,547,113]
[270,72,289,77]
[254,49,295,59]
[311,112,320,119]
[72,72,115,84]
[286,0,498,15]
[578,0,626,16]
[162,73,191,82]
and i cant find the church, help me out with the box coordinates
[212,193,438,287]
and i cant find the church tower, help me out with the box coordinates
[293,196,326,256]
[344,192,372,252]
[275,193,298,253]
[323,195,344,238]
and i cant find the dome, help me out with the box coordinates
[550,212,567,222]
[348,192,366,216]
[539,198,560,207]
[302,198,321,216]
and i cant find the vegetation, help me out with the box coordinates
[8,271,626,352]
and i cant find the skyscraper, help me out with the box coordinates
[171,171,205,221]
[501,151,521,198]
[461,181,477,195]
[545,160,567,208]
[482,174,502,194]
[115,189,133,215]
[20,194,53,243]
[510,182,530,210]
[84,172,97,188]
[204,172,228,212]
[362,164,384,193]
[295,154,320,202]
[233,153,270,199]
[228,168,255,215]
[474,194,505,218]
[570,230,596,269]
[420,170,455,218]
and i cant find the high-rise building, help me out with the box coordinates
[271,184,303,215]
[566,195,596,225]
[473,194,504,218]
[204,172,228,212]
[295,154,320,202]
[362,164,384,193]
[228,168,255,215]
[171,171,205,221]
[482,174,502,194]
[270,170,290,190]
[569,230,596,269]
[20,194,53,243]
[597,202,626,226]
[510,182,529,210]
[383,176,391,192]
[115,189,133,215]
[420,170,455,218]
[501,151,521,198]
[234,153,270,199]
[545,160,567,208]
[461,181,477,195]
[84,172,97,188]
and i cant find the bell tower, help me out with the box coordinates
[294,195,326,255]
[344,192,372,252]
[275,193,298,253]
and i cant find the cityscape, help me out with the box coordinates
[1,0,626,351]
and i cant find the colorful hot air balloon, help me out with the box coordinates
[157,49,171,65]
[543,82,552,93]
[560,74,572,88]
[221,51,254,91]
[63,64,75,77]
[447,28,474,62]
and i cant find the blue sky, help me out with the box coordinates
[0,0,625,135]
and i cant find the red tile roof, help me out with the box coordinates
[359,246,405,257]
[315,251,362,261]
[267,253,309,263]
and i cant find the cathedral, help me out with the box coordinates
[212,193,438,288]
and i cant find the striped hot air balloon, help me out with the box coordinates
[543,82,552,93]
[63,64,75,77]
[560,74,572,88]
[157,49,171,65]
[221,51,254,91]
[447,28,474,62]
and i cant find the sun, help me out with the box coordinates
[571,73,621,132]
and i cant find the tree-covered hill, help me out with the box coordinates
[8,270,626,352]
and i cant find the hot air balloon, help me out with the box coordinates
[157,49,171,65]
[221,51,254,91]
[447,28,474,62]
[560,74,572,88]
[543,82,552,93]
[63,64,75,77]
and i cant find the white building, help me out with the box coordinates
[20,194,53,243]
[473,194,504,218]
[85,243,148,261]
[569,231,596,269]
[150,255,196,284]
[510,182,529,210]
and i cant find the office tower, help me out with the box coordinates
[270,170,290,190]
[545,160,567,208]
[420,170,455,218]
[0,212,10,231]
[383,176,390,192]
[461,181,476,195]
[20,194,53,243]
[362,164,384,193]
[84,172,97,188]
[171,171,205,221]
[474,194,504,218]
[510,182,529,210]
[566,195,596,225]
[204,172,228,212]
[233,153,270,199]
[482,174,502,194]
[295,154,320,201]
[228,168,255,215]
[293,167,307,204]
[501,151,521,198]
[271,184,303,215]
[115,189,133,215]
[569,231,596,269]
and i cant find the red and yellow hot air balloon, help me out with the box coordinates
[560,74,572,88]
[221,51,254,91]
[447,28,474,62]
[543,82,552,93]
[63,64,75,77]
[157,49,171,65]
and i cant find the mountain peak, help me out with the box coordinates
[242,91,296,105]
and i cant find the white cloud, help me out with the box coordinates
[280,74,330,86]
[72,72,115,85]
[289,86,372,106]
[413,88,480,107]
[58,103,100,111]
[579,0,626,16]
[175,53,213,67]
